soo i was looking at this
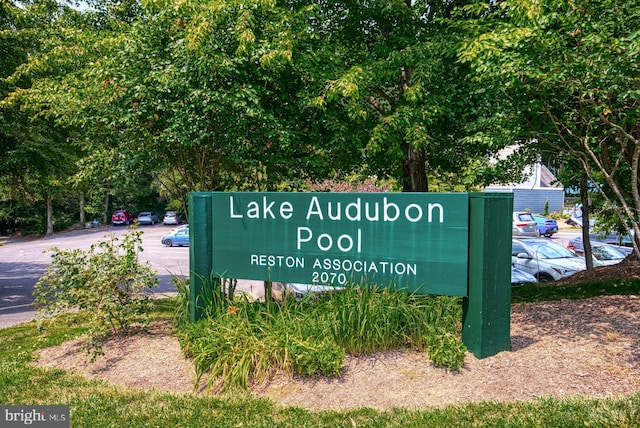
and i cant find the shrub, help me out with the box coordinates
[544,198,550,216]
[324,286,465,367]
[180,300,345,392]
[33,228,158,359]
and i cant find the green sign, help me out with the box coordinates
[190,191,513,358]
[208,192,469,295]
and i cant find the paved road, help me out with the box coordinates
[0,224,188,329]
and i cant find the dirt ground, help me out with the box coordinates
[35,260,640,411]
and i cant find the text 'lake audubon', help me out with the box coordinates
[230,195,445,223]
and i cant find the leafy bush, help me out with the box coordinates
[546,211,566,220]
[423,328,467,370]
[33,228,158,359]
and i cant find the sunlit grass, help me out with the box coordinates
[1,280,639,426]
[511,278,640,303]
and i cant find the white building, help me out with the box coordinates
[484,163,565,214]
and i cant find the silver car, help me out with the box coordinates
[163,211,183,225]
[512,212,539,237]
[137,211,160,225]
[276,282,344,300]
[567,235,633,257]
[512,238,587,282]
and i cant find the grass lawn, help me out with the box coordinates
[1,282,640,427]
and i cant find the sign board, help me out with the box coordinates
[207,192,469,296]
[189,191,513,359]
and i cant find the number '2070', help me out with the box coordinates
[312,271,348,285]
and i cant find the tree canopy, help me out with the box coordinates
[2,0,639,245]
[458,0,640,254]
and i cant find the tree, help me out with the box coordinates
[0,0,162,231]
[458,0,640,256]
[305,0,502,192]
[0,0,86,235]
[79,0,338,212]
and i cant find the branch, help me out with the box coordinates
[367,96,383,113]
[372,86,395,109]
[599,113,640,216]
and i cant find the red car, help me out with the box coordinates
[111,210,136,225]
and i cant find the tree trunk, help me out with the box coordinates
[399,65,428,192]
[580,172,594,270]
[103,191,110,224]
[402,141,428,192]
[79,192,86,225]
[46,196,54,236]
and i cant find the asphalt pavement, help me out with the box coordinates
[0,224,187,329]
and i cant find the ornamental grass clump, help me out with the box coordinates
[176,280,465,392]
[33,228,158,360]
[180,299,344,392]
[323,285,465,369]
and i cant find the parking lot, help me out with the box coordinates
[0,224,188,328]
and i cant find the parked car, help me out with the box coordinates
[163,211,183,225]
[589,242,628,266]
[532,215,558,238]
[511,266,538,285]
[137,211,160,225]
[512,212,539,237]
[567,235,634,257]
[111,210,136,226]
[278,266,536,296]
[512,238,587,282]
[277,282,344,300]
[170,224,189,233]
[161,227,189,247]
[567,237,630,266]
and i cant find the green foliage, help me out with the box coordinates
[179,297,345,391]
[325,286,462,359]
[176,276,640,398]
[78,0,331,199]
[457,0,640,253]
[424,330,467,370]
[546,211,566,220]
[0,0,143,234]
[176,283,465,391]
[311,4,502,191]
[3,0,640,243]
[0,195,87,236]
[33,228,158,359]
[171,274,190,328]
